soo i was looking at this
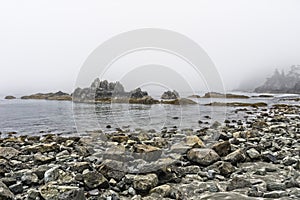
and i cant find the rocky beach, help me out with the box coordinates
[0,100,299,200]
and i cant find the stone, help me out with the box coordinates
[150,184,171,197]
[134,144,162,161]
[40,185,85,200]
[226,176,252,191]
[82,171,109,190]
[21,172,39,185]
[27,189,41,200]
[187,148,220,166]
[266,182,286,191]
[263,191,288,198]
[224,149,246,164]
[44,167,60,183]
[212,141,231,157]
[246,148,260,159]
[0,147,20,159]
[34,153,55,164]
[70,162,90,173]
[184,135,205,148]
[8,182,23,194]
[213,161,235,176]
[132,174,158,192]
[25,143,59,153]
[0,181,14,200]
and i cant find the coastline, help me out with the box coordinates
[0,103,299,199]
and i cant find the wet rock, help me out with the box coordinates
[0,147,20,159]
[224,149,246,164]
[0,181,15,200]
[212,141,231,157]
[82,171,109,190]
[187,148,220,166]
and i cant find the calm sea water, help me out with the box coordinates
[0,93,298,136]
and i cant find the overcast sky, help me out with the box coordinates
[0,0,300,96]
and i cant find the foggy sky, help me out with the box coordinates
[1,0,300,97]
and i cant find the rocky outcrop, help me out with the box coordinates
[4,95,16,100]
[202,92,249,99]
[255,65,300,94]
[21,91,72,101]
[161,90,180,99]
[205,102,267,107]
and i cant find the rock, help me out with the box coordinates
[58,188,85,200]
[0,178,17,187]
[21,171,39,185]
[134,144,162,161]
[25,143,59,153]
[224,149,246,164]
[34,153,55,164]
[226,176,252,191]
[70,162,90,173]
[0,147,20,159]
[21,91,71,101]
[8,182,23,194]
[205,102,267,107]
[132,174,158,192]
[161,90,180,99]
[44,167,60,183]
[246,148,260,159]
[200,192,258,200]
[82,171,109,190]
[27,189,42,200]
[282,156,298,166]
[202,92,249,99]
[187,148,220,166]
[212,161,235,177]
[0,181,15,200]
[40,185,85,200]
[4,96,16,100]
[162,98,197,105]
[212,141,231,157]
[266,182,286,191]
[263,191,288,198]
[184,135,205,148]
[149,184,171,197]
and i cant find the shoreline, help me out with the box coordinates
[0,103,299,199]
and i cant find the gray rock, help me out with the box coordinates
[246,148,260,159]
[187,148,220,166]
[132,174,158,192]
[0,147,20,159]
[224,149,246,164]
[8,182,23,194]
[0,181,14,200]
[82,171,108,190]
[21,172,39,185]
[266,182,286,191]
[44,167,60,183]
[263,191,288,198]
[212,141,231,157]
[226,176,252,191]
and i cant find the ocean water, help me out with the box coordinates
[0,93,298,136]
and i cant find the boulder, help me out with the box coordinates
[82,171,108,190]
[0,147,20,159]
[212,141,231,157]
[132,174,158,192]
[187,148,220,166]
